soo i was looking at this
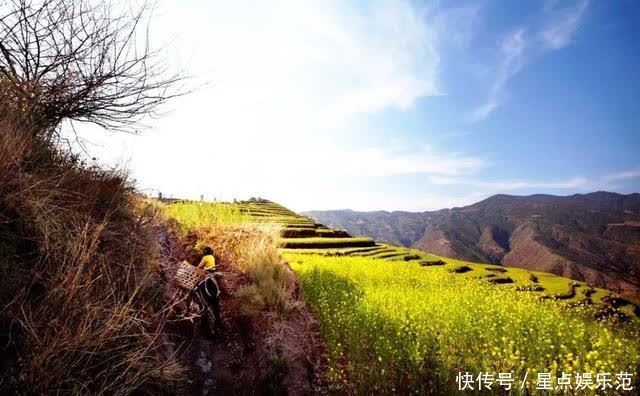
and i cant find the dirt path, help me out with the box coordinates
[156,225,329,395]
[179,306,328,395]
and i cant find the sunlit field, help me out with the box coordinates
[162,201,253,228]
[164,199,640,392]
[286,253,640,394]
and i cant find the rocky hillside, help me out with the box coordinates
[304,192,640,300]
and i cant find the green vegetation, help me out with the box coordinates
[287,253,640,394]
[162,197,640,392]
[164,202,325,393]
[279,237,375,249]
[163,201,254,228]
[237,200,316,226]
[175,198,637,316]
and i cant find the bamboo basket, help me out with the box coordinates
[174,262,207,290]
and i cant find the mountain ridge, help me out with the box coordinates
[303,191,640,301]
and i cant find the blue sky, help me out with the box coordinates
[71,0,640,211]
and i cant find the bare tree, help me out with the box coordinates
[0,0,184,138]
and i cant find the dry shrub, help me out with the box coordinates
[193,224,299,316]
[0,121,30,177]
[0,0,187,390]
[0,122,184,394]
[234,228,301,317]
[190,225,254,269]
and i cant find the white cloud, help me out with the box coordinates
[470,100,499,122]
[539,0,589,50]
[293,190,489,212]
[64,0,476,210]
[321,146,486,177]
[470,0,589,121]
[63,1,614,213]
[183,143,486,181]
[178,0,442,125]
[429,166,640,193]
[433,4,482,49]
[416,191,490,211]
[470,28,527,121]
[604,167,640,182]
[429,175,591,191]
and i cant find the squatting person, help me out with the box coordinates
[195,246,222,326]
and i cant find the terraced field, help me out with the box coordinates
[165,198,639,320]
[230,199,639,320]
[237,199,378,249]
[165,198,640,393]
[236,200,317,227]
[288,254,640,393]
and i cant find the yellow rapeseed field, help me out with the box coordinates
[286,253,640,394]
[162,201,252,228]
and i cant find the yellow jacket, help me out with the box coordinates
[198,254,216,271]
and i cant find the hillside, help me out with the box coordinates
[200,198,637,321]
[304,192,640,301]
[208,198,640,393]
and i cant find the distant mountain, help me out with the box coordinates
[304,192,640,300]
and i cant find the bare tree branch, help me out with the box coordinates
[0,0,186,139]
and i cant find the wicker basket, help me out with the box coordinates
[174,262,207,290]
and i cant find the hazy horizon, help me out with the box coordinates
[303,190,640,212]
[153,190,640,213]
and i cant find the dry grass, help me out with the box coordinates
[0,120,184,393]
[191,224,299,316]
[182,223,326,392]
[233,227,301,317]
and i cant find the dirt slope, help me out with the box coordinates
[157,225,328,395]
